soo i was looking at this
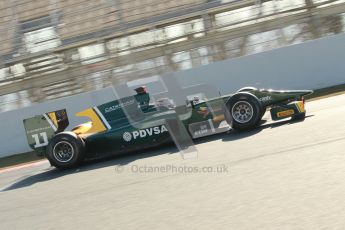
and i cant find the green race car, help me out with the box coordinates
[23,86,312,168]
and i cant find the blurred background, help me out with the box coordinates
[0,0,344,112]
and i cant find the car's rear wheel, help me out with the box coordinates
[46,132,85,169]
[226,92,263,131]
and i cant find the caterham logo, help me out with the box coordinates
[123,125,168,142]
[104,99,136,113]
[259,96,271,102]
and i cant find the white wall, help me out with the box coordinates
[1,33,345,157]
[176,33,345,93]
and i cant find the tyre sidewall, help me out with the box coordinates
[237,86,258,92]
[226,93,263,131]
[46,132,85,168]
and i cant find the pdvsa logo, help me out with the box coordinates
[123,132,132,142]
[123,125,168,142]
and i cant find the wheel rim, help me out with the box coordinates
[231,101,254,123]
[53,141,74,163]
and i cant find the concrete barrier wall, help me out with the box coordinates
[1,33,345,157]
[176,33,345,93]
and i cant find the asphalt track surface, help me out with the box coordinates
[1,94,345,230]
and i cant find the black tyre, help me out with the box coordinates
[237,86,258,92]
[260,108,267,120]
[226,92,263,131]
[46,132,85,169]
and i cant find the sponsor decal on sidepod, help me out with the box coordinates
[123,125,168,142]
[259,96,271,102]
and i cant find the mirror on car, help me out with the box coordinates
[186,99,195,108]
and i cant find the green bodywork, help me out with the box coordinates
[23,88,312,159]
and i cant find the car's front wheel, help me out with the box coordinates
[226,92,263,131]
[237,86,258,92]
[46,132,85,169]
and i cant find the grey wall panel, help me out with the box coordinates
[176,33,345,93]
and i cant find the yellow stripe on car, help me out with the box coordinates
[71,122,92,135]
[43,113,57,131]
[213,114,225,122]
[296,101,305,113]
[277,109,295,117]
[47,112,58,128]
[75,108,107,134]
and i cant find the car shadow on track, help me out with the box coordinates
[2,115,313,192]
[195,115,313,144]
[1,145,180,192]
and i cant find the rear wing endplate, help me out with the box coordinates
[23,109,69,155]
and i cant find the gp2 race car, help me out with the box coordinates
[23,86,312,168]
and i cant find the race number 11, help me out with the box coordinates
[32,132,48,148]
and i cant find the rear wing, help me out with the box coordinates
[23,109,69,156]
